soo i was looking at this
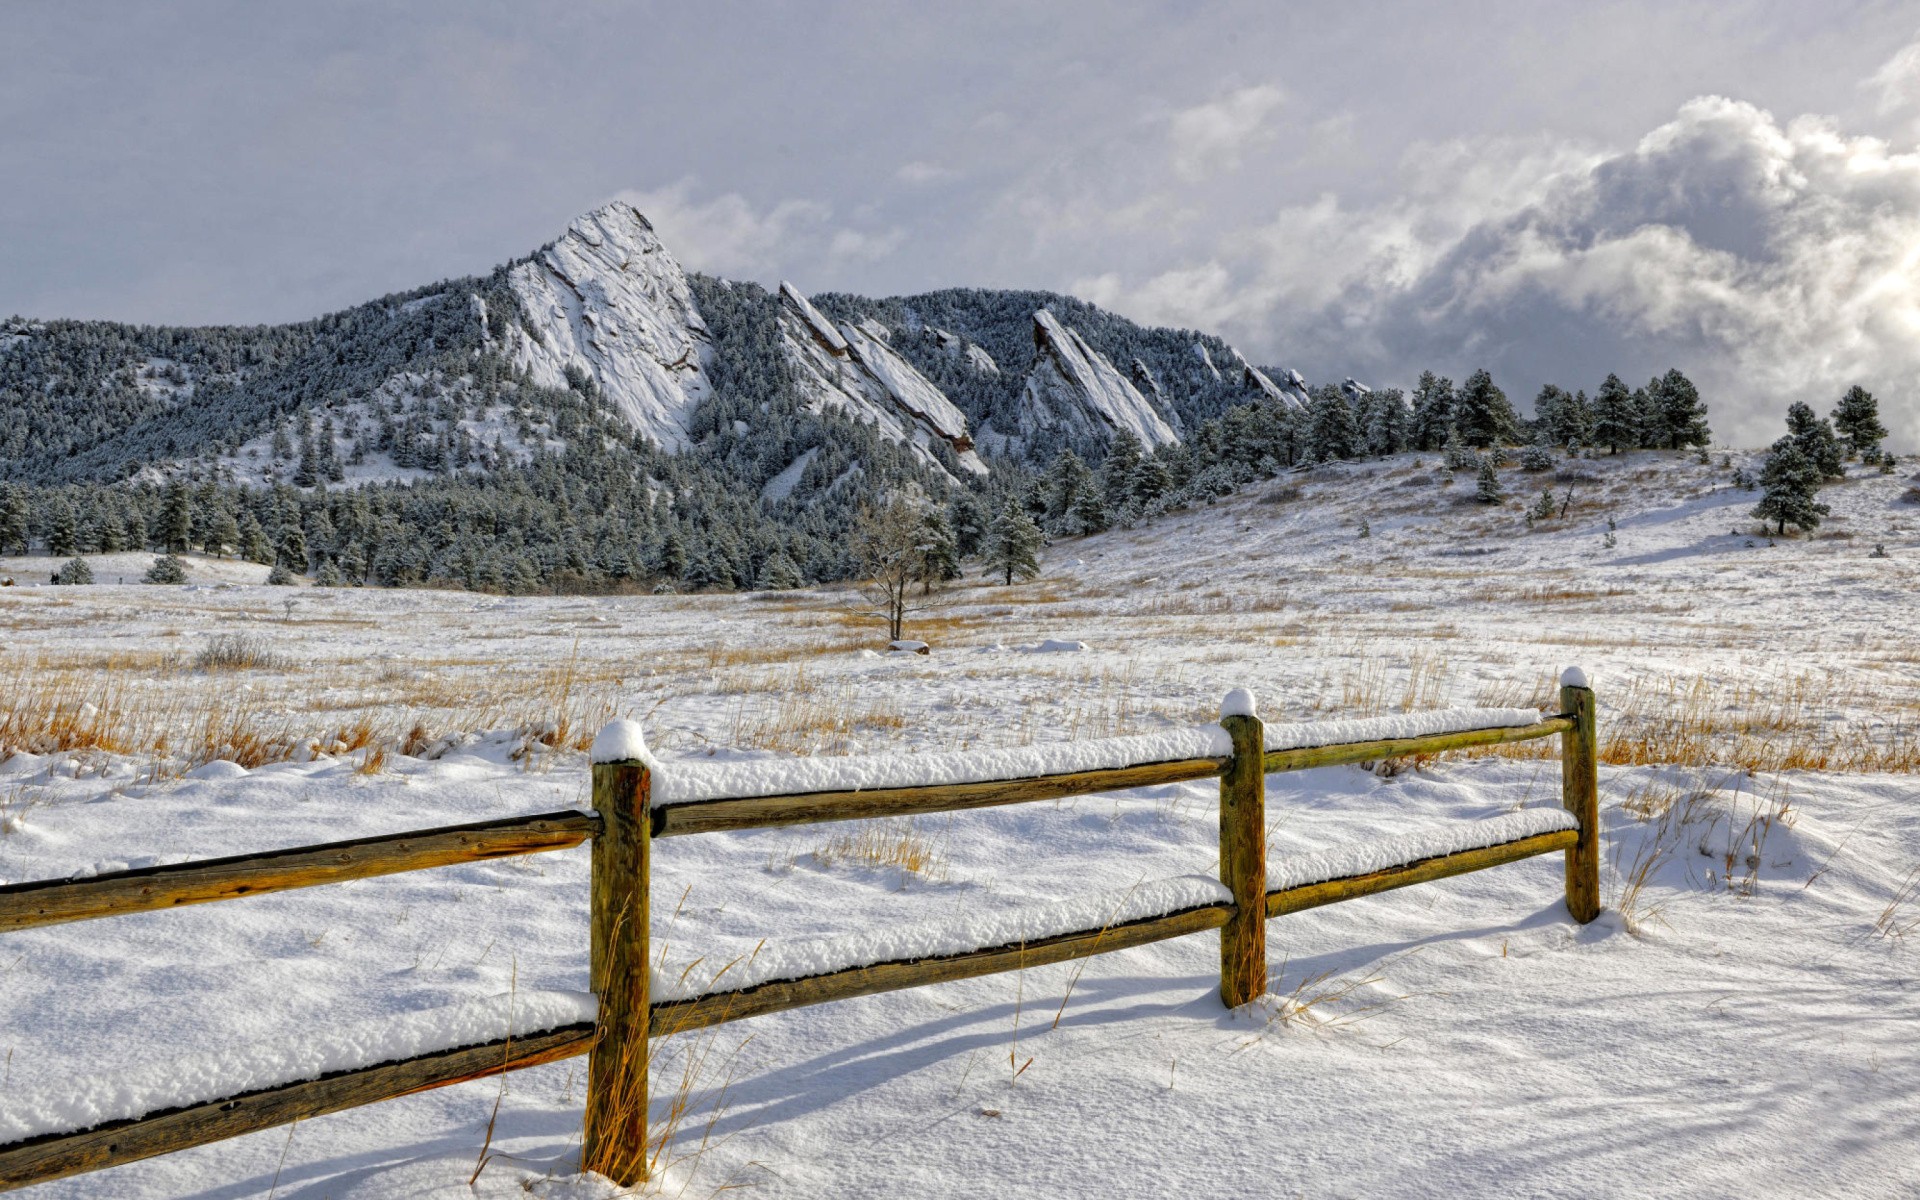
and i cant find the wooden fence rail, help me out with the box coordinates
[0,671,1601,1192]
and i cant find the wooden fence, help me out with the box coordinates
[0,673,1599,1190]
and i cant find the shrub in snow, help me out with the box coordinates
[143,554,187,584]
[52,556,92,585]
[265,562,298,586]
[1520,445,1554,472]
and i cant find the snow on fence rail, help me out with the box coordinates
[0,673,1601,1192]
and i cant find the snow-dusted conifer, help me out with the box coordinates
[0,484,29,555]
[984,499,1043,586]
[1752,437,1828,536]
[1474,458,1504,504]
[1454,369,1519,448]
[54,556,93,585]
[1409,371,1454,451]
[265,561,297,586]
[46,497,78,558]
[1785,402,1843,478]
[1591,374,1636,455]
[1831,386,1888,462]
[1654,369,1710,449]
[1305,386,1360,461]
[144,554,188,584]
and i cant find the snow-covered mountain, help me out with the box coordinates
[497,203,714,453]
[0,198,1332,491]
[1018,310,1181,450]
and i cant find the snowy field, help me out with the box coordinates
[3,450,1919,1197]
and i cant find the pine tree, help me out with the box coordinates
[0,485,28,555]
[1409,371,1455,451]
[1654,369,1710,448]
[1454,369,1519,448]
[1475,458,1504,504]
[276,518,308,574]
[1442,426,1477,471]
[1785,402,1843,478]
[143,554,188,584]
[1831,385,1888,461]
[1102,432,1145,511]
[1535,384,1591,449]
[54,556,93,585]
[1045,450,1096,526]
[1068,479,1110,535]
[1752,437,1829,535]
[984,500,1043,586]
[1362,387,1410,456]
[239,512,273,564]
[161,480,192,553]
[209,511,241,558]
[1591,374,1636,455]
[1305,386,1360,461]
[47,497,79,558]
[266,561,297,586]
[949,493,988,558]
[759,550,804,590]
[915,506,959,593]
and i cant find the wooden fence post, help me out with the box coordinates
[1218,689,1267,1006]
[1558,668,1600,924]
[584,724,652,1185]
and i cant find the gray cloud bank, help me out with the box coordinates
[1074,94,1920,451]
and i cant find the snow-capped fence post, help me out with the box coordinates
[1217,689,1267,1006]
[584,721,653,1185]
[1558,669,1601,923]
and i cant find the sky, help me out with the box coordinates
[4,1,1918,448]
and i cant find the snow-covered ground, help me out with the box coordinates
[2,449,1918,1197]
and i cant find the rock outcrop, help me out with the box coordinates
[500,201,714,452]
[1019,310,1180,450]
[778,282,987,477]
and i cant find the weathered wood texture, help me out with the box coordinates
[583,761,651,1185]
[0,810,600,934]
[1265,828,1578,918]
[1217,713,1267,1007]
[651,757,1231,837]
[651,902,1235,1035]
[0,1022,595,1193]
[1261,717,1573,775]
[1559,683,1601,923]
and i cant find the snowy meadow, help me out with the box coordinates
[3,450,1919,1197]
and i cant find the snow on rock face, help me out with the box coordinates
[1231,348,1308,410]
[934,328,1000,376]
[502,201,714,453]
[1192,343,1223,383]
[777,283,987,477]
[1020,309,1180,450]
[654,875,1231,1000]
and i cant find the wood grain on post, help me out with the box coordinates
[0,1022,595,1193]
[1559,673,1601,923]
[0,810,600,934]
[584,761,650,1185]
[1217,699,1266,1007]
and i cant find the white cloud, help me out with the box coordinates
[1167,84,1284,182]
[895,161,957,185]
[613,181,831,278]
[1085,98,1920,449]
[1867,35,1920,117]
